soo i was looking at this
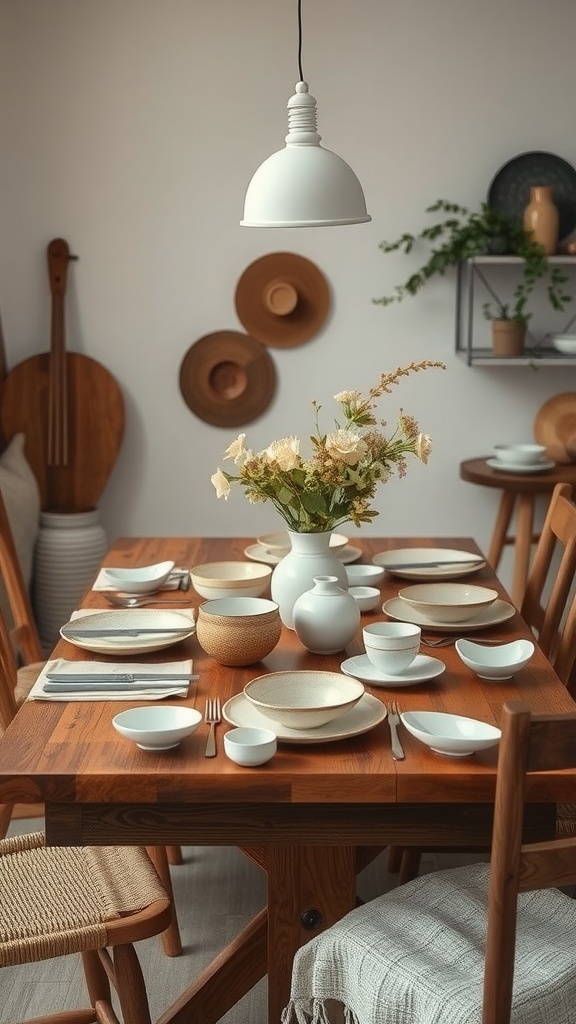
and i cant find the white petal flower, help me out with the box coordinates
[224,434,247,464]
[416,433,432,464]
[211,468,231,499]
[325,428,367,466]
[334,390,361,404]
[265,436,301,471]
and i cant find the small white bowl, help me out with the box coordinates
[349,586,381,613]
[400,710,501,757]
[243,670,365,730]
[455,638,535,679]
[112,706,202,751]
[397,583,498,623]
[345,563,385,588]
[104,560,175,595]
[550,334,576,355]
[190,561,272,599]
[493,443,547,465]
[223,726,277,766]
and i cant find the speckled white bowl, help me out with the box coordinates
[398,583,498,623]
[190,561,272,600]
[243,671,365,730]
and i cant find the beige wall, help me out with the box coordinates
[1,0,575,591]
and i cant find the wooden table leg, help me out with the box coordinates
[512,493,536,607]
[266,845,356,1024]
[487,490,516,571]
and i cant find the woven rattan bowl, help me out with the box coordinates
[196,597,281,666]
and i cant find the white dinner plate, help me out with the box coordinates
[60,609,196,656]
[244,542,363,567]
[382,597,516,633]
[340,654,445,687]
[486,457,556,475]
[372,547,486,582]
[222,691,386,744]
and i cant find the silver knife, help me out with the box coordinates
[62,627,192,638]
[43,681,190,693]
[45,672,196,683]
[384,559,483,569]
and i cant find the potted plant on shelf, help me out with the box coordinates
[374,200,572,354]
[482,301,528,357]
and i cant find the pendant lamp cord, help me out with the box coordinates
[297,0,304,81]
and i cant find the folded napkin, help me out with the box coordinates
[92,567,191,592]
[28,658,196,701]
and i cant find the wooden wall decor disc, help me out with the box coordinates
[534,392,576,464]
[179,330,276,428]
[234,252,330,348]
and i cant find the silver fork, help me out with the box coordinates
[387,700,405,761]
[204,697,221,758]
[421,635,503,648]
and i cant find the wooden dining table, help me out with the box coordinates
[1,534,576,1024]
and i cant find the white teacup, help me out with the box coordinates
[363,621,421,674]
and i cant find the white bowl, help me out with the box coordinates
[349,586,381,613]
[397,583,498,623]
[550,334,576,355]
[258,531,349,554]
[190,561,272,599]
[400,710,501,757]
[104,560,175,594]
[455,638,535,679]
[363,621,421,673]
[112,706,202,750]
[493,443,547,465]
[223,726,277,766]
[243,671,365,730]
[345,563,385,587]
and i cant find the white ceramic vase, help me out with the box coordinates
[270,530,349,629]
[32,509,108,652]
[293,575,360,654]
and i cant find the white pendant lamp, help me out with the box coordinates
[241,2,371,228]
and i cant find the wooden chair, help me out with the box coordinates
[284,699,576,1024]
[391,480,576,884]
[0,493,184,956]
[0,830,172,1024]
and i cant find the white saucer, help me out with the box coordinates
[244,542,363,567]
[340,654,445,687]
[486,457,555,475]
[372,547,486,582]
[222,691,386,744]
[382,597,516,633]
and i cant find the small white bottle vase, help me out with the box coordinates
[293,575,360,654]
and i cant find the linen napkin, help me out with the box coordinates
[28,658,196,701]
[92,566,191,592]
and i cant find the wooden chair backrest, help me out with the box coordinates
[520,482,576,686]
[0,486,43,665]
[483,699,576,1022]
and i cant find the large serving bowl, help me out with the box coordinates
[112,706,202,751]
[400,711,501,757]
[196,597,281,666]
[397,582,499,624]
[493,443,547,465]
[190,561,272,600]
[455,638,535,680]
[104,560,175,594]
[243,670,365,730]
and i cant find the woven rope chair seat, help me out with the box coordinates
[14,661,44,706]
[0,832,167,966]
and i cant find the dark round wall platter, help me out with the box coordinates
[179,330,276,428]
[487,151,576,242]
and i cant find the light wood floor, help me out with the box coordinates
[1,818,481,1023]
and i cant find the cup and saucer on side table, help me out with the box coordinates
[486,442,555,475]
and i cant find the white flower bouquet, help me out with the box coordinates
[211,360,445,534]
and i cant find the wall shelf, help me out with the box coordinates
[455,256,576,366]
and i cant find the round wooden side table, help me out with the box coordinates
[460,457,576,607]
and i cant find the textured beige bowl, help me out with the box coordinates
[196,597,281,666]
[398,583,498,623]
[190,561,272,599]
[243,670,365,729]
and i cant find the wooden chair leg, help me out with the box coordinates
[166,844,184,865]
[113,942,153,1024]
[398,848,422,886]
[386,845,403,873]
[81,947,112,1004]
[146,846,183,957]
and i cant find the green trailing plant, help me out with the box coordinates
[374,199,572,320]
